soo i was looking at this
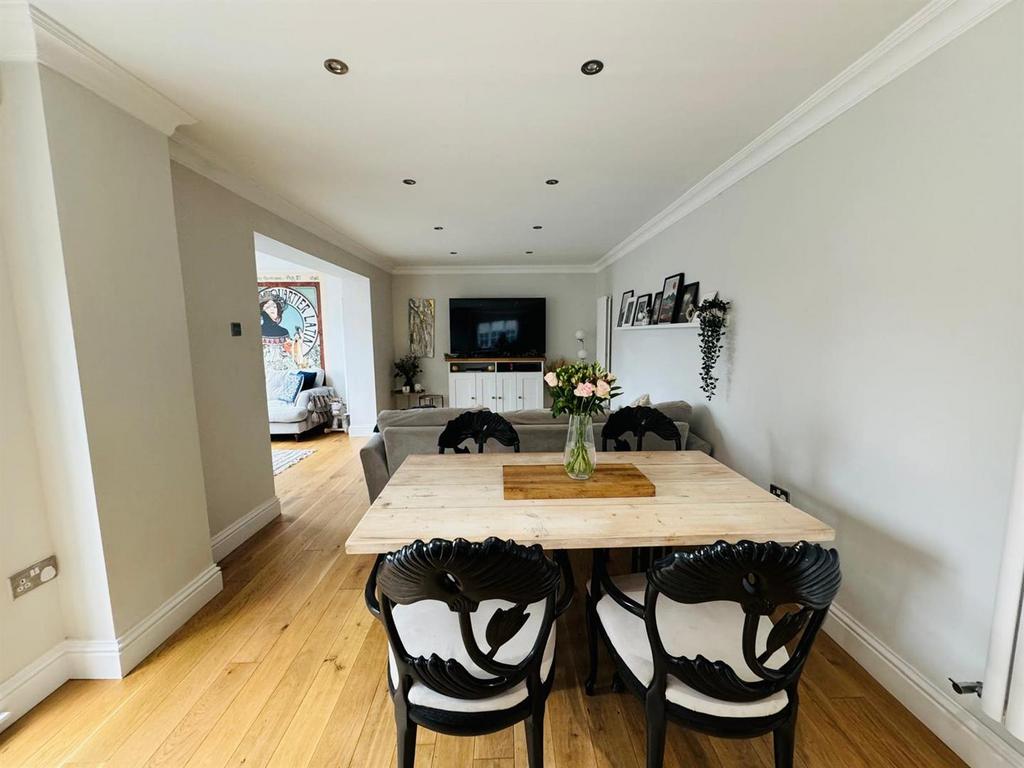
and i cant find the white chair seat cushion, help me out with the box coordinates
[266,402,309,423]
[591,573,789,719]
[387,598,555,713]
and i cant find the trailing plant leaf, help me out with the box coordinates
[696,297,729,400]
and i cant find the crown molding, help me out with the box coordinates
[593,0,1013,272]
[27,5,194,136]
[391,263,597,276]
[169,136,394,273]
[0,1,36,62]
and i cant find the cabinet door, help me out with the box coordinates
[478,372,498,411]
[516,372,545,411]
[495,373,517,413]
[450,372,479,409]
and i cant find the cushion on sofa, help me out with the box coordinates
[504,409,608,425]
[266,369,303,403]
[267,402,309,424]
[377,407,487,430]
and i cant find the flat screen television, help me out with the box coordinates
[449,298,546,357]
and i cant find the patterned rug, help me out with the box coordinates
[272,448,315,476]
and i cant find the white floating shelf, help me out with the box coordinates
[615,322,699,331]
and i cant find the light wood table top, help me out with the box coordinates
[345,451,835,554]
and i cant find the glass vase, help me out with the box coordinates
[564,414,597,480]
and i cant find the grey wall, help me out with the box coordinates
[171,163,395,536]
[599,0,1023,718]
[391,272,597,401]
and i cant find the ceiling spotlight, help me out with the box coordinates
[525,251,534,255]
[450,251,458,255]
[402,179,417,185]
[434,226,444,230]
[581,59,604,76]
[532,225,543,230]
[323,58,349,75]
[545,179,559,185]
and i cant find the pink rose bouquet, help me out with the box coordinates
[545,361,621,417]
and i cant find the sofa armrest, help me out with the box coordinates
[360,433,390,503]
[295,386,335,410]
[686,430,713,455]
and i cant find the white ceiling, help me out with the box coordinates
[36,0,927,268]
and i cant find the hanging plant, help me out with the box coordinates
[696,296,730,400]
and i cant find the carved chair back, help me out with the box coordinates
[368,538,571,703]
[592,540,840,705]
[438,410,521,454]
[601,406,681,451]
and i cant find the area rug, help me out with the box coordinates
[272,448,315,475]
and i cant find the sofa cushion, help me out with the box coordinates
[651,400,693,423]
[505,409,608,425]
[266,370,303,403]
[267,402,309,424]
[377,407,486,431]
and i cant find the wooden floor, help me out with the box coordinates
[0,432,966,767]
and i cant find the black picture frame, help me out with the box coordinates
[658,272,685,324]
[651,291,663,325]
[633,293,652,326]
[678,281,700,323]
[616,290,635,327]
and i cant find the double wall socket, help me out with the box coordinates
[9,555,58,599]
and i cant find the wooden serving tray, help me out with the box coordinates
[503,463,656,500]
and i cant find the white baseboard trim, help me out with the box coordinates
[825,603,1024,767]
[210,496,281,562]
[348,425,375,437]
[0,563,222,731]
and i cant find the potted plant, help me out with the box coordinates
[696,296,730,400]
[544,362,621,480]
[393,353,422,391]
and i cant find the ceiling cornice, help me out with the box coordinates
[0,1,36,62]
[392,263,597,276]
[592,0,1012,272]
[169,136,395,274]
[28,5,195,136]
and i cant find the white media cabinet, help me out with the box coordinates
[447,358,545,413]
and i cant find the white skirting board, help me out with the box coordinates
[0,564,222,732]
[210,496,282,562]
[825,604,1024,767]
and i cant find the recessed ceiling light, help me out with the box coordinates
[434,226,444,230]
[323,58,349,75]
[581,59,604,76]
[450,251,458,255]
[525,251,534,255]
[402,178,416,185]
[532,225,543,230]
[545,179,559,185]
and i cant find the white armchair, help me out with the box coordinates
[266,368,338,439]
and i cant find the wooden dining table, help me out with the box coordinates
[345,451,834,554]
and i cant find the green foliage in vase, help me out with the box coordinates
[393,353,422,386]
[544,361,621,417]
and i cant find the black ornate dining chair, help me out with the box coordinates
[438,410,521,454]
[364,538,573,768]
[601,405,682,452]
[585,540,841,768]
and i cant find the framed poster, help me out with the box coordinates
[651,291,664,325]
[409,298,436,357]
[678,282,700,323]
[658,272,685,324]
[258,281,324,371]
[617,290,635,327]
[633,293,653,326]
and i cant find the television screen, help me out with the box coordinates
[449,298,546,357]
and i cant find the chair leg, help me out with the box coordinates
[772,713,796,768]
[644,692,667,768]
[524,707,545,768]
[585,595,599,695]
[395,704,417,768]
[611,673,625,693]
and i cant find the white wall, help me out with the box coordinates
[172,162,393,535]
[599,0,1022,738]
[391,272,596,401]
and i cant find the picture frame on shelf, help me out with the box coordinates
[617,290,635,327]
[622,295,636,328]
[651,291,663,325]
[678,281,700,323]
[633,293,653,326]
[658,272,684,324]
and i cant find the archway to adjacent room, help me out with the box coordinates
[253,232,378,453]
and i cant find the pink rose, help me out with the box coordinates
[596,380,611,398]
[544,371,558,387]
[574,381,595,397]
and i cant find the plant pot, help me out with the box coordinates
[564,414,596,480]
[402,386,411,394]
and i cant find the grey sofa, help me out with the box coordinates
[267,368,337,439]
[359,401,712,502]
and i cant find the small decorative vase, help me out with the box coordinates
[402,385,411,394]
[564,414,597,480]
